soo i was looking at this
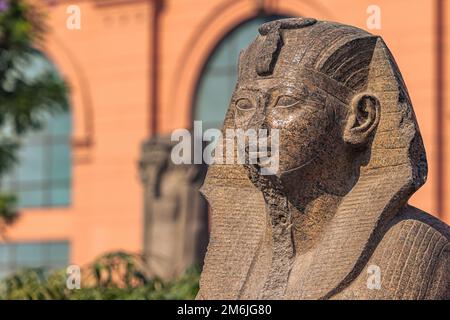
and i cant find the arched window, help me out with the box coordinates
[0,53,71,208]
[194,15,287,129]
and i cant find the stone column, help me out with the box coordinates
[139,135,208,279]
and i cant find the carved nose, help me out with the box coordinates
[247,110,267,131]
[259,122,269,131]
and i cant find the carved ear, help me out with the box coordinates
[343,93,380,147]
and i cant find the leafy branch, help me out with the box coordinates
[0,1,69,224]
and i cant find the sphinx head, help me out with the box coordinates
[232,18,418,194]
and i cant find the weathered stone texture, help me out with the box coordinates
[197,18,449,300]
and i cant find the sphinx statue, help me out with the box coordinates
[197,18,449,300]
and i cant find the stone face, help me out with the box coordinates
[197,18,449,300]
[139,136,209,280]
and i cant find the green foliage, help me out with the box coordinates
[0,268,67,300]
[0,0,46,49]
[0,193,16,223]
[0,251,201,300]
[0,0,69,222]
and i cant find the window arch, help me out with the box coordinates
[194,15,287,129]
[1,52,72,208]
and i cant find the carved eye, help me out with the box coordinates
[235,98,254,111]
[275,95,300,108]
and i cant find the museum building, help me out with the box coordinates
[0,0,449,278]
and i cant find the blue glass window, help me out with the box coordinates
[0,241,70,279]
[0,53,71,208]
